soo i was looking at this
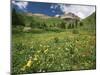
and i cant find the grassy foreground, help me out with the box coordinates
[12,29,96,74]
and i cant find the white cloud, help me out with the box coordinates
[50,4,59,9]
[50,5,54,9]
[12,1,28,12]
[58,4,95,19]
[55,14,60,17]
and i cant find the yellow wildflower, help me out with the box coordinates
[44,45,46,48]
[37,50,41,53]
[66,42,68,45]
[21,57,32,71]
[26,59,32,67]
[65,48,69,51]
[37,60,40,64]
[47,45,50,48]
[40,44,42,47]
[34,55,38,61]
[21,65,26,71]
[44,48,48,53]
[34,57,38,61]
[58,47,61,50]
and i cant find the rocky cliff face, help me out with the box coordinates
[56,12,80,21]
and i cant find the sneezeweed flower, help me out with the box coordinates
[44,45,46,48]
[48,64,52,67]
[47,45,50,48]
[61,63,64,66]
[37,50,41,53]
[36,60,41,64]
[65,48,69,51]
[26,59,32,67]
[51,54,54,57]
[21,57,32,71]
[21,65,26,71]
[47,64,49,66]
[40,44,42,47]
[42,70,45,72]
[66,42,68,45]
[34,55,38,61]
[58,47,61,50]
[75,40,79,43]
[82,54,86,57]
[34,57,38,61]
[37,60,40,64]
[44,48,48,54]
[71,54,74,58]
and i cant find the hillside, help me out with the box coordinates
[26,13,51,19]
[12,8,96,32]
[12,9,66,29]
[83,12,96,25]
[80,12,96,31]
[12,9,96,75]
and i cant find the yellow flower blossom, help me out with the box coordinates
[21,57,32,71]
[37,60,40,64]
[40,44,42,47]
[44,48,48,53]
[37,50,41,53]
[34,55,38,61]
[66,42,68,45]
[21,65,26,71]
[58,47,61,49]
[65,48,69,51]
[26,59,32,67]
[44,45,46,48]
[47,45,50,48]
[34,57,38,61]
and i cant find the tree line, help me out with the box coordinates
[12,8,84,29]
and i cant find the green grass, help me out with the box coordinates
[12,10,96,74]
[12,29,96,74]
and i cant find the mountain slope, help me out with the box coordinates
[80,12,96,31]
[83,12,96,25]
[26,13,51,19]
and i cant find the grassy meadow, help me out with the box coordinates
[12,9,96,74]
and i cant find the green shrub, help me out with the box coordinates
[54,37,59,43]
[45,27,63,32]
[67,24,72,29]
[31,28,45,33]
[59,22,66,29]
[72,29,79,34]
[67,23,75,29]
[79,22,84,27]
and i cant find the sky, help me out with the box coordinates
[12,0,96,19]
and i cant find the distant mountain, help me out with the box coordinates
[26,12,80,21]
[26,13,51,19]
[55,12,80,20]
[12,8,82,29]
